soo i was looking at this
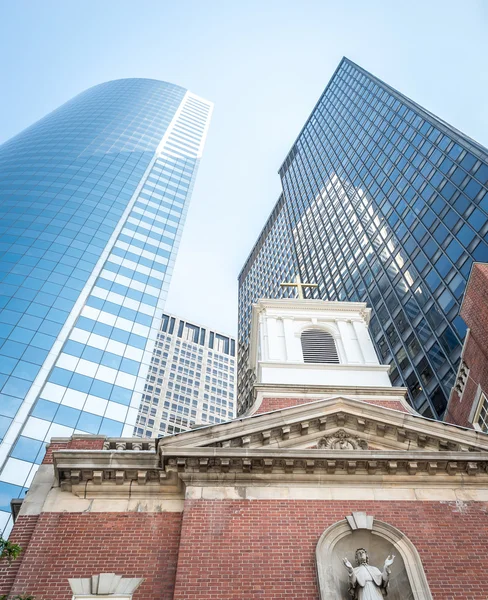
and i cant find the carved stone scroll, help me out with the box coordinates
[317,429,368,450]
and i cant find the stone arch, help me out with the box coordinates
[316,513,432,600]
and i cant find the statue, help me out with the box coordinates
[342,548,395,599]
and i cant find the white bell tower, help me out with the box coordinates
[249,298,392,388]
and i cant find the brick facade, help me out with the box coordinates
[446,263,488,428]
[4,499,487,599]
[256,397,409,415]
[255,397,320,414]
[3,512,182,600]
[0,515,39,597]
[41,437,105,465]
[459,263,488,345]
[1,380,486,600]
[173,499,488,600]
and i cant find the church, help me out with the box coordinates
[1,296,487,599]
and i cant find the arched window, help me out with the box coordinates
[301,329,340,364]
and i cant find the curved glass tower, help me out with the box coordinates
[0,79,213,532]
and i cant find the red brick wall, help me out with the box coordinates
[446,333,488,428]
[42,438,105,464]
[255,397,320,414]
[3,500,487,599]
[358,399,409,413]
[42,441,70,465]
[68,438,106,451]
[446,263,488,428]
[460,263,488,345]
[173,499,488,600]
[0,515,39,596]
[256,397,409,415]
[5,512,182,600]
[42,437,105,465]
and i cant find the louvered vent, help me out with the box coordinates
[301,329,340,364]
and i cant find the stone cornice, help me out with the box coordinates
[162,447,488,480]
[257,362,391,372]
[54,450,182,496]
[52,445,488,494]
[158,396,488,451]
[48,397,488,499]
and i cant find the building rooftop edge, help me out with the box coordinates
[459,261,488,317]
[278,57,348,173]
[278,56,488,175]
[77,79,215,113]
[253,298,369,310]
[237,194,286,281]
[160,309,236,341]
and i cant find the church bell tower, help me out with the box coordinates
[246,297,411,416]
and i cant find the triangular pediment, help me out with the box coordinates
[159,396,488,454]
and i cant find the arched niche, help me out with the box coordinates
[316,512,432,600]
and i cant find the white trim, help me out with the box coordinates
[73,596,131,599]
[258,361,391,371]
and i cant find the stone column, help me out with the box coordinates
[336,320,362,364]
[283,318,299,361]
[353,319,378,364]
[275,317,287,361]
[259,311,269,362]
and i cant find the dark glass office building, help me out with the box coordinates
[237,195,297,412]
[238,57,488,418]
[0,79,213,533]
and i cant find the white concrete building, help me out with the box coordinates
[135,312,236,437]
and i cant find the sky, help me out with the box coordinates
[0,0,487,336]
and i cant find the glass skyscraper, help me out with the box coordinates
[238,57,488,418]
[237,195,297,412]
[0,78,213,533]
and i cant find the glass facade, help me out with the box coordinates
[237,195,296,414]
[238,58,488,418]
[135,312,236,437]
[0,79,213,533]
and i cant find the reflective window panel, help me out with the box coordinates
[238,58,488,420]
[237,195,297,414]
[0,79,213,534]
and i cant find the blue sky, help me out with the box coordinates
[0,0,487,335]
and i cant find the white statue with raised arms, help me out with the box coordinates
[342,548,395,599]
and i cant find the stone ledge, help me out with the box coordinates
[158,396,488,450]
[53,448,488,494]
[162,448,488,478]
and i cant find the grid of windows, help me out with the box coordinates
[237,195,297,414]
[238,58,488,419]
[134,313,236,437]
[0,80,213,535]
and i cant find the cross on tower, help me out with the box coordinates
[280,274,318,300]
